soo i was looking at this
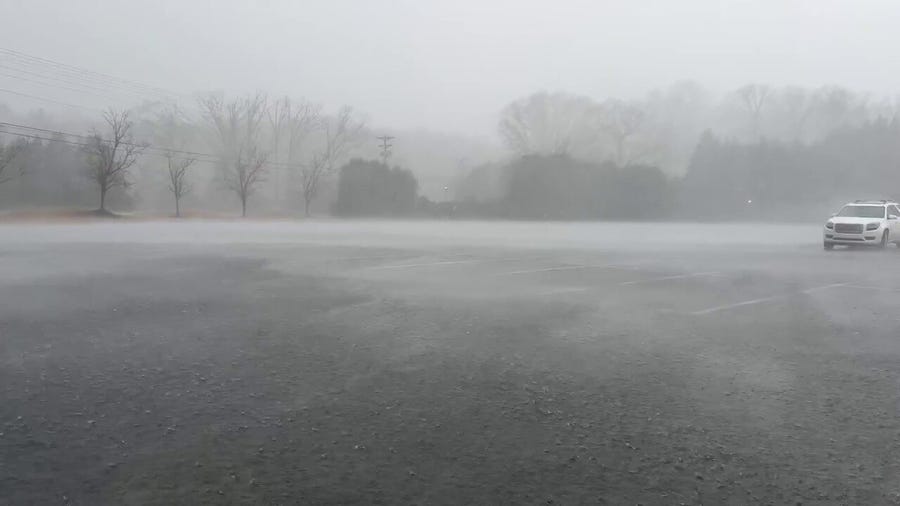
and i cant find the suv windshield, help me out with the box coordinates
[837,205,885,218]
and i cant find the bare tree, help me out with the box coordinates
[154,105,197,217]
[871,94,900,124]
[0,140,24,185]
[498,99,537,155]
[83,109,144,213]
[198,93,269,216]
[154,104,192,148]
[498,92,601,158]
[301,106,363,216]
[735,84,771,139]
[267,96,290,161]
[267,97,290,201]
[810,86,870,134]
[778,87,813,141]
[599,99,646,165]
[286,99,322,164]
[165,153,196,218]
[228,146,267,217]
[267,97,321,204]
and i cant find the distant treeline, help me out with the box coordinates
[6,117,900,221]
[448,119,900,221]
[677,119,900,220]
[3,82,900,221]
[447,156,669,220]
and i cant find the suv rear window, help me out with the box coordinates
[837,205,886,218]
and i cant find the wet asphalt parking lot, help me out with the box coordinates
[3,221,900,505]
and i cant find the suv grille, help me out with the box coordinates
[834,223,864,234]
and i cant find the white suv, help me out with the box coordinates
[824,200,900,250]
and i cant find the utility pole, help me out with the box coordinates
[376,135,394,165]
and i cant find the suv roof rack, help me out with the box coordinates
[854,199,891,204]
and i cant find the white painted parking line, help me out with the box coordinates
[537,286,591,296]
[691,295,783,315]
[801,283,847,294]
[497,264,633,276]
[691,283,846,316]
[619,271,720,286]
[367,259,483,270]
[335,254,409,261]
[842,284,900,292]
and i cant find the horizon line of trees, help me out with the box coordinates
[3,81,900,221]
[451,117,900,222]
[0,93,366,217]
[495,83,899,179]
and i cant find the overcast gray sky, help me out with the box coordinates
[2,0,899,136]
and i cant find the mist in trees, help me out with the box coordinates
[451,155,671,220]
[679,119,900,220]
[266,96,321,207]
[301,106,365,216]
[493,83,895,178]
[151,106,197,218]
[2,80,900,221]
[197,94,269,217]
[0,139,25,186]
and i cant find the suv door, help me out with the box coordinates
[889,205,900,240]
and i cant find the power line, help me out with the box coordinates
[0,128,92,148]
[0,63,171,103]
[2,121,109,142]
[0,128,226,168]
[0,57,177,100]
[0,68,144,104]
[0,120,300,169]
[0,50,299,170]
[0,121,217,162]
[0,48,199,116]
[0,48,186,101]
[0,87,101,112]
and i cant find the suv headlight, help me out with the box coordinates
[866,222,881,231]
[825,222,834,229]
